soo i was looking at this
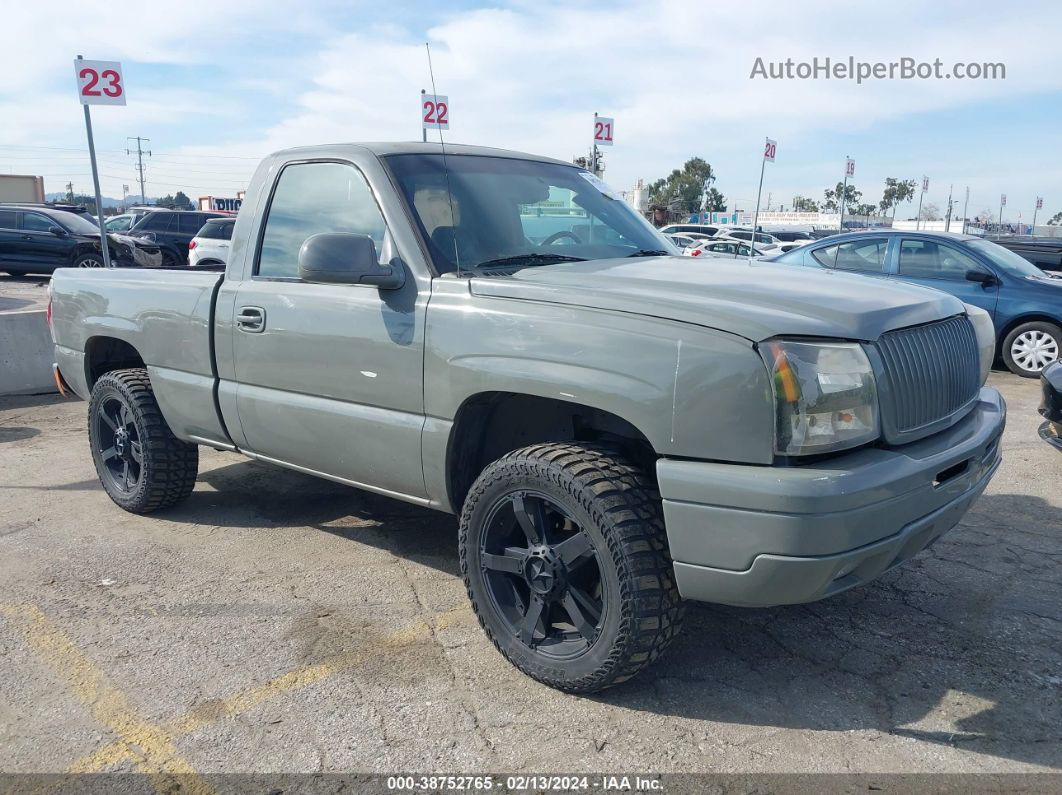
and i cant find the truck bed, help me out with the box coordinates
[50,267,229,447]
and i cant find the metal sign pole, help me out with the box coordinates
[962,187,969,235]
[421,89,427,143]
[77,55,111,268]
[838,157,849,233]
[916,180,925,231]
[1032,199,1039,230]
[749,149,766,262]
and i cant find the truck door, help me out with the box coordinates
[229,159,429,500]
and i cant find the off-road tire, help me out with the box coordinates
[459,443,683,693]
[88,368,198,513]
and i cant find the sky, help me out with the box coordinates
[2,0,1061,223]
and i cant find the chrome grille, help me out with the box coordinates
[876,315,980,435]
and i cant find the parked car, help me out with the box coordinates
[128,210,227,267]
[0,204,161,274]
[991,236,1062,274]
[773,230,1062,377]
[685,239,773,258]
[187,217,236,269]
[51,142,1004,693]
[104,214,137,232]
[658,223,720,238]
[719,229,781,251]
[1039,360,1062,451]
[666,234,698,250]
[769,230,814,243]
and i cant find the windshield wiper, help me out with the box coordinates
[474,253,586,269]
[626,249,670,257]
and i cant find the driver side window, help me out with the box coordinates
[898,239,987,281]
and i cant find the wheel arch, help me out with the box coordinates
[445,391,657,514]
[997,313,1062,353]
[84,336,146,388]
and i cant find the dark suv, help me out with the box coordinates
[128,210,226,267]
[0,205,161,275]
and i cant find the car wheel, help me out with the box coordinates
[88,368,199,513]
[160,251,181,269]
[1002,321,1062,377]
[73,253,106,268]
[459,443,683,693]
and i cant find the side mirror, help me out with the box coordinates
[965,270,996,286]
[50,226,67,236]
[297,232,405,289]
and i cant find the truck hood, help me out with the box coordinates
[468,256,966,342]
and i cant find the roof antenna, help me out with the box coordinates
[426,41,462,276]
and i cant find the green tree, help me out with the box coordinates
[1048,211,1062,225]
[648,157,716,214]
[879,177,917,219]
[852,203,877,217]
[173,191,194,211]
[822,182,861,212]
[791,195,819,212]
[703,187,726,212]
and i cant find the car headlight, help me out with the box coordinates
[964,303,995,385]
[760,339,879,456]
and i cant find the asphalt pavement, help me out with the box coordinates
[0,372,1058,781]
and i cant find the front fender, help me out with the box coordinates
[424,284,774,464]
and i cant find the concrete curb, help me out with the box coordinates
[0,310,57,396]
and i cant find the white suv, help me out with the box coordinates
[187,217,236,269]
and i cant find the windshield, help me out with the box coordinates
[59,212,105,235]
[385,154,677,273]
[967,239,1046,278]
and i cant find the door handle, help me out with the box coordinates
[236,306,265,332]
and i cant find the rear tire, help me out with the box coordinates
[459,443,683,693]
[1002,321,1061,377]
[88,368,198,513]
[161,250,180,269]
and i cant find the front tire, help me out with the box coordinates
[88,369,198,513]
[1002,321,1061,377]
[73,253,106,268]
[161,250,181,269]
[459,443,683,693]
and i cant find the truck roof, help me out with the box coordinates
[268,141,576,168]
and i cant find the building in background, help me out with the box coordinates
[0,174,45,203]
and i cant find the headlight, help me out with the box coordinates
[964,304,994,385]
[760,340,879,456]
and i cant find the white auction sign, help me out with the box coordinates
[75,59,126,106]
[763,138,777,162]
[421,94,449,130]
[593,116,615,146]
[1001,194,1007,206]
[845,158,855,178]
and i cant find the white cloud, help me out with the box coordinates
[3,0,1061,208]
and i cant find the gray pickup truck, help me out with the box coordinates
[50,143,1005,692]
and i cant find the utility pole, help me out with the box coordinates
[838,156,851,232]
[121,184,129,212]
[962,187,970,235]
[1033,196,1042,231]
[998,193,1006,235]
[126,136,151,204]
[945,184,954,232]
[65,182,74,203]
[916,176,928,231]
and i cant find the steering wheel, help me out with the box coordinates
[541,230,582,246]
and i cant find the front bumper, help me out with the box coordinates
[658,387,1005,607]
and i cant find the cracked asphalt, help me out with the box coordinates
[0,371,1059,777]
